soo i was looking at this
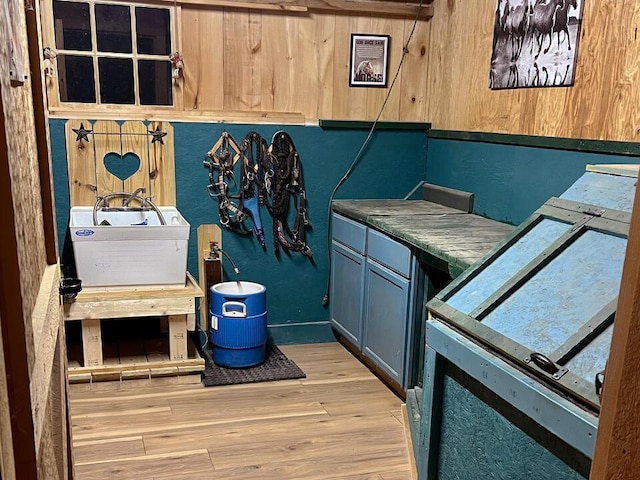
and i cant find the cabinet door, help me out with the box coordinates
[363,259,410,387]
[330,240,366,348]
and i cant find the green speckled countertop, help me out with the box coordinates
[332,200,514,277]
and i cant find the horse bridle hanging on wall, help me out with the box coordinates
[204,130,313,261]
[203,132,254,237]
[265,131,313,260]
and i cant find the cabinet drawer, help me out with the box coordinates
[367,229,411,277]
[332,212,367,255]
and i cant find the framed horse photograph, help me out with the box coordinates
[349,34,390,88]
[489,0,585,90]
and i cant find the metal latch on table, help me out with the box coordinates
[524,352,569,380]
[571,207,606,232]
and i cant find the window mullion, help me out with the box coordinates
[131,5,140,106]
[89,0,101,104]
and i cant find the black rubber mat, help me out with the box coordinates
[202,343,306,387]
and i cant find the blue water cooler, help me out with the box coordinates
[209,281,268,368]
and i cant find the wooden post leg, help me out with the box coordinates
[168,315,187,361]
[81,319,102,367]
[590,174,640,479]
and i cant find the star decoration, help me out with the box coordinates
[148,126,168,144]
[72,123,92,143]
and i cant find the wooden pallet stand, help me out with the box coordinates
[63,273,205,384]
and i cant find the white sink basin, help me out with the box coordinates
[69,206,190,287]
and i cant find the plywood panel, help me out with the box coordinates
[0,313,16,480]
[1,1,72,477]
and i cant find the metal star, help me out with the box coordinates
[72,123,92,143]
[148,126,168,144]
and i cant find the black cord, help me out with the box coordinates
[322,0,426,307]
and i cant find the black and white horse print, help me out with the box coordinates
[489,0,583,89]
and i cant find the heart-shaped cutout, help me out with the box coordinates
[103,151,141,181]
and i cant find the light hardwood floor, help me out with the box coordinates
[68,342,412,480]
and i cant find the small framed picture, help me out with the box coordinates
[349,33,390,88]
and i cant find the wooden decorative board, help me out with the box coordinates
[64,120,176,207]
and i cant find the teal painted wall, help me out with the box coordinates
[436,367,589,479]
[49,119,428,344]
[425,138,640,225]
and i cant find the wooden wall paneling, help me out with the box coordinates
[29,265,61,453]
[93,120,124,197]
[330,13,351,119]
[1,5,45,370]
[467,2,526,135]
[399,17,429,121]
[307,0,432,19]
[0,312,17,480]
[366,17,404,121]
[332,14,372,119]
[590,164,640,479]
[261,12,298,113]
[38,0,59,109]
[619,0,640,141]
[26,0,58,264]
[423,0,640,141]
[121,121,150,195]
[196,224,222,333]
[148,121,176,206]
[260,12,278,112]
[438,0,525,132]
[425,0,479,131]
[0,73,39,480]
[1,2,70,477]
[173,5,185,112]
[65,119,97,206]
[35,330,69,479]
[574,0,637,141]
[562,1,624,140]
[223,9,263,110]
[181,7,225,111]
[299,12,335,119]
[425,0,467,130]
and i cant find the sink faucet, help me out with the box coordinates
[123,187,146,207]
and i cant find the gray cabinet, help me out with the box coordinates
[330,212,416,388]
[330,240,365,348]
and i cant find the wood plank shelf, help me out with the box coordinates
[63,273,205,383]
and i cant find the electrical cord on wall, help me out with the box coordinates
[322,0,426,307]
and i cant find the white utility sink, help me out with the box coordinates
[69,206,190,287]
